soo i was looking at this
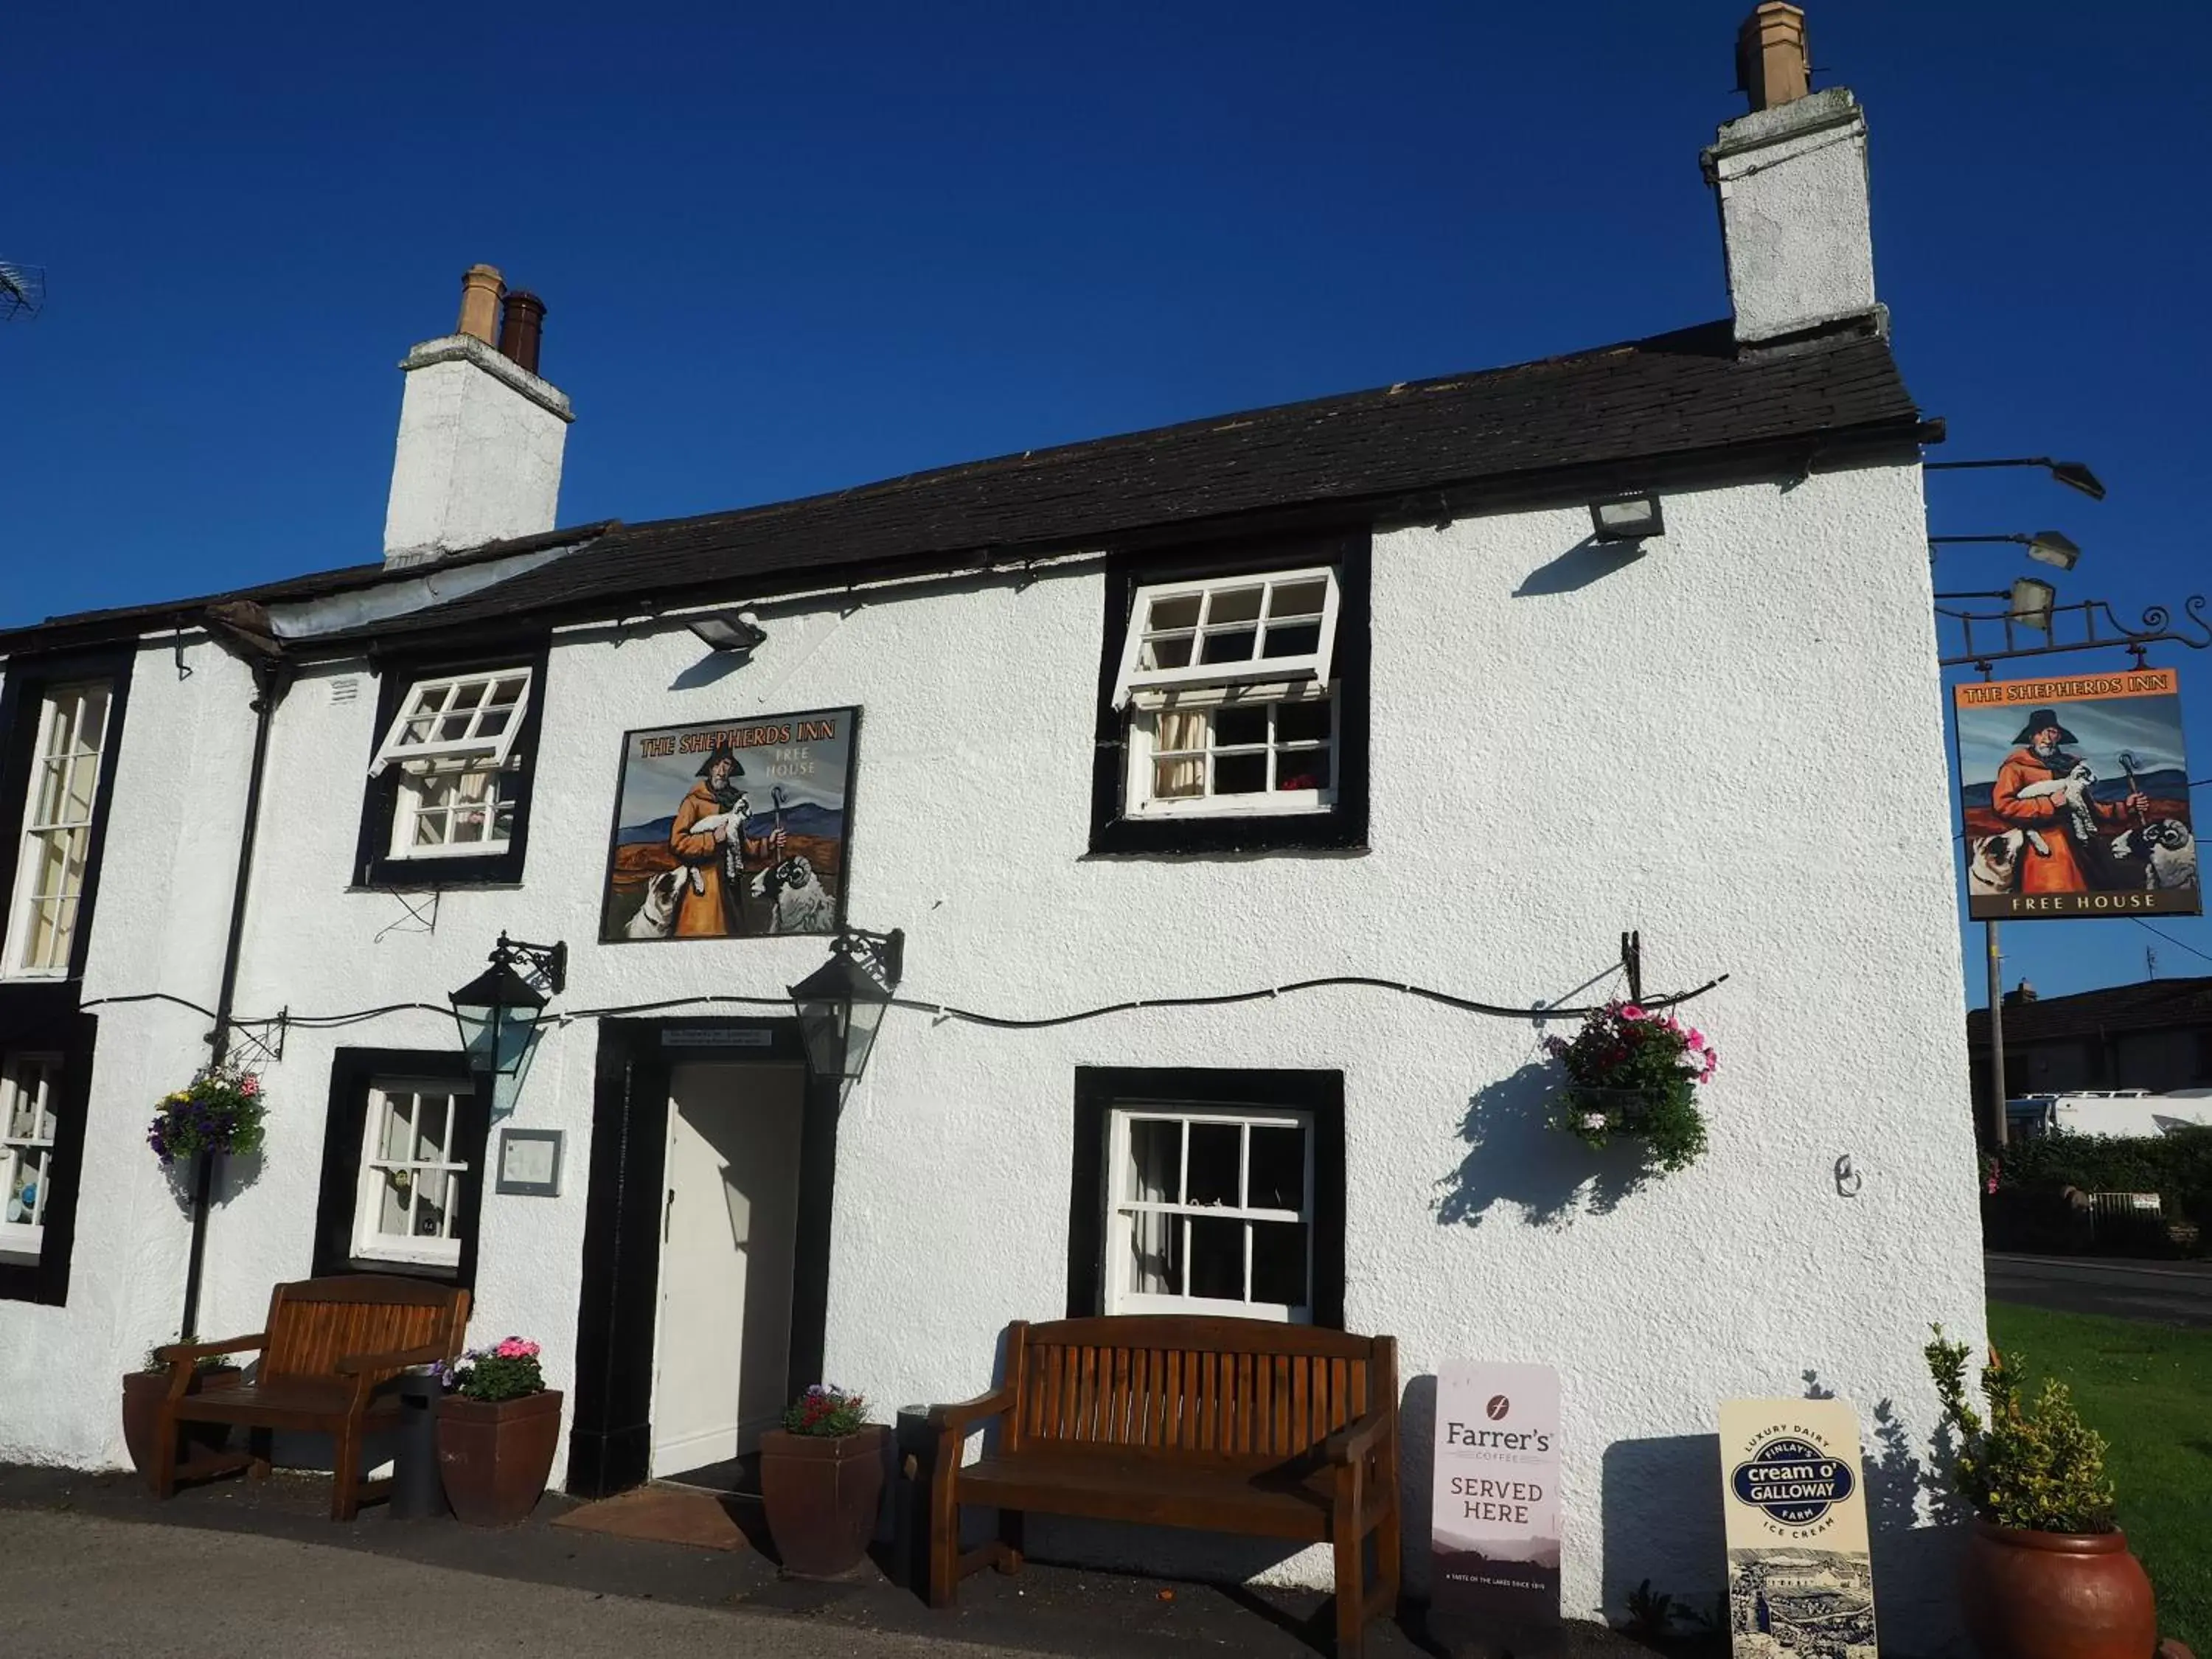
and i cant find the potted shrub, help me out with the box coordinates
[434,1337,563,1527]
[759,1385,891,1577]
[146,1063,268,1168]
[1926,1326,2158,1659]
[122,1339,243,1491]
[1544,1001,1715,1174]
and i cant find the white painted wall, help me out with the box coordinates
[382,335,571,566]
[0,459,1983,1648]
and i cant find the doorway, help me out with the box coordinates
[648,1062,805,1482]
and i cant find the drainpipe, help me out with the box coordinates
[179,651,293,1342]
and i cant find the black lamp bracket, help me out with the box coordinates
[830,927,904,992]
[1938,593,2209,671]
[491,933,568,996]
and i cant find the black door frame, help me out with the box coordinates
[565,1015,841,1498]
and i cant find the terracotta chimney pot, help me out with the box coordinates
[1736,3,1810,111]
[497,291,547,376]
[456,264,505,344]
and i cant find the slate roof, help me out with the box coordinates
[4,319,1924,653]
[1967,977,2212,1046]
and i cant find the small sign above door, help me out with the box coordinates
[662,1028,776,1048]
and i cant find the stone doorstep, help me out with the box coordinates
[0,1461,1697,1658]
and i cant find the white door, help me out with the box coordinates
[649,1062,805,1478]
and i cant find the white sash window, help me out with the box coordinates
[352,1081,473,1267]
[0,1054,60,1262]
[1107,1105,1313,1322]
[5,683,111,978]
[370,669,532,860]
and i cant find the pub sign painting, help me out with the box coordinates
[599,709,858,944]
[1955,669,2199,919]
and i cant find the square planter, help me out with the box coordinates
[759,1424,891,1577]
[435,1389,564,1527]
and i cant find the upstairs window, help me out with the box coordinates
[371,670,531,861]
[6,682,112,977]
[1091,541,1367,855]
[0,1053,60,1264]
[355,656,544,886]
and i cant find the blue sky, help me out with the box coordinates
[5,1,2208,1001]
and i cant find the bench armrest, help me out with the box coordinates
[333,1340,453,1377]
[925,1385,1015,1445]
[1320,1408,1393,1466]
[157,1333,267,1365]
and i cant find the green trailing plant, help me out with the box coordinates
[1545,1001,1716,1173]
[782,1384,869,1437]
[1925,1324,2117,1534]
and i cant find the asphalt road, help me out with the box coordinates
[1986,1252,2212,1329]
[0,1510,993,1659]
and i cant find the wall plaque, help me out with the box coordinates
[1717,1397,1879,1658]
[1430,1360,1562,1653]
[494,1128,563,1197]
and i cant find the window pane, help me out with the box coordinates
[1213,705,1267,748]
[1208,587,1263,625]
[1251,1221,1308,1307]
[412,809,447,846]
[378,1167,411,1236]
[1261,622,1321,659]
[1276,700,1332,744]
[65,754,100,821]
[1186,1123,1239,1206]
[476,707,512,737]
[1126,1117,1179,1203]
[490,677,529,706]
[1153,759,1205,799]
[436,712,474,742]
[1188,1217,1244,1301]
[401,715,437,745]
[415,1097,451,1162]
[1198,627,1258,665]
[1267,580,1327,619]
[492,801,517,841]
[1141,634,1195,670]
[414,1168,452,1237]
[378,1095,414,1161]
[1248,1126,1304,1210]
[1215,753,1267,794]
[1148,595,1202,631]
[448,681,487,711]
[1278,749,1330,791]
[1126,1206,1178,1295]
[7,1149,47,1225]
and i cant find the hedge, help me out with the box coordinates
[1986,1127,2212,1257]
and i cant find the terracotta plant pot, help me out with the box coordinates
[121,1366,241,1492]
[759,1424,891,1577]
[1959,1517,2158,1659]
[435,1389,563,1527]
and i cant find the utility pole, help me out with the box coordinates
[1984,921,2008,1148]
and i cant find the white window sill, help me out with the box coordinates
[1131,793,1335,821]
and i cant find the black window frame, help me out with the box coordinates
[0,647,136,984]
[0,1003,97,1307]
[312,1047,489,1292]
[1088,530,1370,857]
[352,641,550,890]
[1067,1065,1346,1329]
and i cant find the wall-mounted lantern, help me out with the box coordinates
[448,933,568,1082]
[1589,494,1663,543]
[788,928,904,1088]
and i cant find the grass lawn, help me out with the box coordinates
[1987,1301,2212,1653]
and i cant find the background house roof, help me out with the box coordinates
[1966,976,2212,1046]
[3,319,1921,656]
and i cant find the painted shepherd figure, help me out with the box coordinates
[667,751,785,936]
[1992,707,2148,894]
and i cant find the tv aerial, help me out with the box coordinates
[0,260,45,321]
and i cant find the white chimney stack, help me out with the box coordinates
[382,264,573,567]
[1702,4,1882,349]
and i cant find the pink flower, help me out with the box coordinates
[1686,1029,1706,1050]
[1619,1004,1646,1020]
[495,1337,540,1360]
[240,1075,260,1097]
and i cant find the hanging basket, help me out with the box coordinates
[1545,1001,1717,1175]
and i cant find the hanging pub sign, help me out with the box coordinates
[1717,1398,1878,1658]
[1955,668,2199,919]
[599,708,859,944]
[1429,1360,1562,1654]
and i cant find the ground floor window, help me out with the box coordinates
[1110,1105,1313,1320]
[352,1080,473,1267]
[314,1048,483,1287]
[0,1051,60,1262]
[1070,1066,1345,1329]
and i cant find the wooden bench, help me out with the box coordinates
[926,1316,1400,1657]
[151,1274,470,1520]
